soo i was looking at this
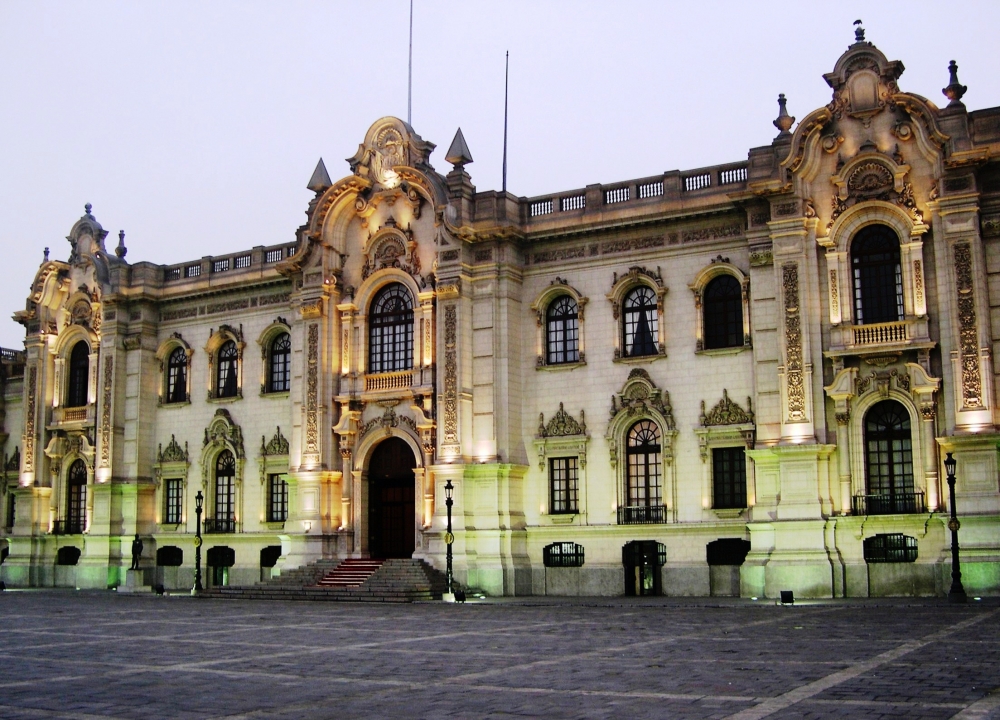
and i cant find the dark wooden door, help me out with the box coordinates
[368,438,416,559]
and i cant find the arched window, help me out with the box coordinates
[623,286,658,358]
[852,225,903,325]
[268,332,291,393]
[703,275,743,349]
[862,400,918,514]
[166,347,188,404]
[66,459,87,534]
[216,340,238,398]
[546,296,579,364]
[625,420,662,514]
[213,450,236,532]
[369,283,413,373]
[66,341,90,408]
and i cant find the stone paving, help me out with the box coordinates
[0,591,998,719]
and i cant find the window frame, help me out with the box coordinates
[267,332,291,393]
[625,419,663,509]
[545,296,580,365]
[689,261,751,354]
[548,457,579,515]
[531,280,588,370]
[535,403,589,520]
[267,473,289,523]
[66,341,90,408]
[622,286,660,359]
[606,267,668,363]
[711,446,748,510]
[65,458,88,534]
[205,326,244,402]
[851,224,904,325]
[368,282,414,374]
[164,478,183,525]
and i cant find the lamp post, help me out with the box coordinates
[944,453,967,604]
[193,490,204,594]
[444,479,454,599]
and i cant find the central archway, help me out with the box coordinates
[367,437,416,559]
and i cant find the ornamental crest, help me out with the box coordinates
[261,426,289,456]
[609,369,675,430]
[158,435,189,463]
[371,126,405,188]
[203,408,245,459]
[538,403,587,438]
[362,219,421,281]
[700,390,754,426]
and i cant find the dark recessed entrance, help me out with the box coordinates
[368,437,416,559]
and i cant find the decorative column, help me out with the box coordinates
[835,411,852,514]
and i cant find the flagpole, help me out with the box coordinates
[407,0,413,125]
[502,50,509,193]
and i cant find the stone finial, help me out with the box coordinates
[44,247,49,261]
[853,19,865,43]
[942,60,967,107]
[773,94,795,135]
[307,158,332,193]
[115,230,127,259]
[445,128,474,168]
[84,203,93,216]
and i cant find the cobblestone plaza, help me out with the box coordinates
[1,592,998,719]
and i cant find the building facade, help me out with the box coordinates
[2,32,1000,597]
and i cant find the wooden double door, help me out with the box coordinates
[367,438,416,559]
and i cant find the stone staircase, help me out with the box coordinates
[204,557,451,603]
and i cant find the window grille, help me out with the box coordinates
[852,225,903,325]
[864,533,918,563]
[546,296,579,364]
[268,332,291,392]
[165,267,181,281]
[712,447,747,509]
[264,248,283,263]
[638,181,663,198]
[561,195,586,211]
[549,457,579,514]
[185,264,202,278]
[684,173,712,191]
[543,541,585,568]
[703,275,743,349]
[212,258,230,273]
[233,255,251,269]
[622,286,658,357]
[530,200,553,217]
[166,346,188,403]
[605,187,630,204]
[267,474,288,522]
[287,246,297,256]
[369,284,414,373]
[165,479,183,524]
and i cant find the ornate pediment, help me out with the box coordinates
[829,154,920,227]
[362,220,421,281]
[609,369,675,430]
[700,390,754,427]
[203,408,245,459]
[347,117,436,190]
[538,403,587,438]
[261,426,289,456]
[158,435,189,463]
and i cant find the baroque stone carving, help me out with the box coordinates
[749,246,773,267]
[782,263,806,421]
[203,409,245,458]
[700,390,754,427]
[362,221,422,281]
[443,305,458,445]
[609,369,675,430]
[855,368,909,398]
[954,243,983,408]
[158,435,188,463]
[537,403,587,438]
[100,357,113,468]
[913,259,924,307]
[261,427,289,456]
[305,324,319,453]
[23,366,36,474]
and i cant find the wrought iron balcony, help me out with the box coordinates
[52,519,84,535]
[203,518,237,534]
[617,505,666,525]
[852,492,925,516]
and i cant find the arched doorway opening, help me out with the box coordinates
[368,437,416,559]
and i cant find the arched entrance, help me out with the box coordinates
[367,437,416,559]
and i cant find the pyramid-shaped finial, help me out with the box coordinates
[445,128,473,168]
[773,94,795,136]
[307,158,332,192]
[942,60,967,107]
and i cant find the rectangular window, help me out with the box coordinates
[165,479,183,524]
[216,476,235,521]
[549,457,579,514]
[268,474,288,523]
[712,447,747,509]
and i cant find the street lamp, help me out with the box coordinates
[944,453,967,604]
[444,479,454,599]
[193,490,204,594]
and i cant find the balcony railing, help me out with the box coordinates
[52,519,84,535]
[852,492,925,516]
[203,518,237,534]
[617,505,666,525]
[852,321,908,346]
[365,370,413,392]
